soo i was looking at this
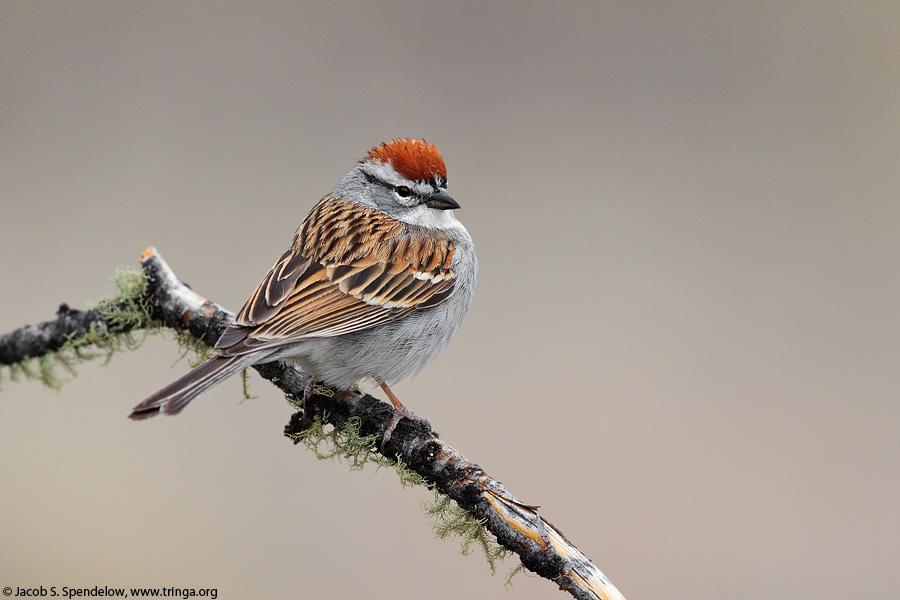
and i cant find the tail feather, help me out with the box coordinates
[129,355,253,420]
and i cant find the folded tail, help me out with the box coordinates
[129,354,253,420]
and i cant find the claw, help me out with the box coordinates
[302,377,317,413]
[375,376,430,452]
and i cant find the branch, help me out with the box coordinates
[0,301,136,365]
[0,247,627,600]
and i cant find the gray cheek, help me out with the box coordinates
[332,170,379,210]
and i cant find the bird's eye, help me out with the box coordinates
[395,186,412,198]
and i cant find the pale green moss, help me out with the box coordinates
[422,492,511,575]
[286,413,511,573]
[1,266,213,393]
[171,329,217,368]
[312,383,336,397]
[504,561,531,589]
[239,369,257,402]
[92,267,156,331]
[287,414,388,471]
[1,267,158,392]
[392,454,428,489]
[283,388,304,411]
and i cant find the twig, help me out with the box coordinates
[1,246,627,600]
[0,302,133,365]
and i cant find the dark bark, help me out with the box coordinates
[0,302,132,365]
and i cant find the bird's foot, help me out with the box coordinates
[381,403,431,452]
[375,377,430,453]
[301,377,317,414]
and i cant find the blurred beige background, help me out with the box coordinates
[2,2,899,598]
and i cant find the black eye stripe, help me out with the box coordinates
[364,171,437,202]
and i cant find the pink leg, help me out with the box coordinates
[375,375,430,451]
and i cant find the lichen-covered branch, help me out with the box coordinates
[0,273,151,368]
[0,246,627,600]
[0,268,158,389]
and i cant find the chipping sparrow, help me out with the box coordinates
[130,139,477,446]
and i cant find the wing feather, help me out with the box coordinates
[216,195,457,356]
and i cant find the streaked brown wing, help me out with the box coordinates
[216,195,456,355]
[232,246,313,326]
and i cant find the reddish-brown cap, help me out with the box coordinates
[365,139,447,183]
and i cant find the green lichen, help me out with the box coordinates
[422,492,511,575]
[239,369,257,402]
[283,389,304,411]
[286,413,511,573]
[312,383,336,397]
[392,454,428,489]
[1,267,160,392]
[504,561,531,589]
[286,414,389,471]
[1,266,216,393]
[92,267,156,331]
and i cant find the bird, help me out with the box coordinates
[129,139,477,447]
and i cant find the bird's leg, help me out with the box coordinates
[302,377,317,414]
[375,375,430,452]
